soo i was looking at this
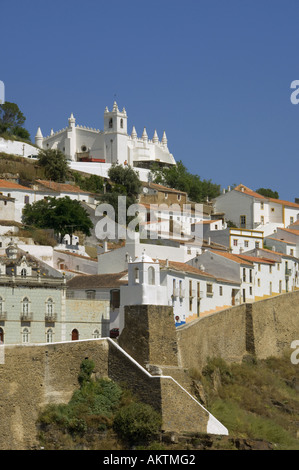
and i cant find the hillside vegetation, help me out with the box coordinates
[36,354,299,451]
[188,353,299,450]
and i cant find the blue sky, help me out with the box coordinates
[1,0,299,202]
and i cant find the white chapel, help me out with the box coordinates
[35,102,176,169]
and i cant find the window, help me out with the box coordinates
[290,249,294,256]
[277,263,280,271]
[258,264,261,271]
[86,290,96,300]
[261,216,264,224]
[109,118,113,128]
[279,280,282,293]
[243,268,246,282]
[24,195,29,204]
[290,217,294,224]
[148,266,155,285]
[240,215,246,228]
[46,328,53,343]
[22,327,29,343]
[269,265,272,274]
[233,239,238,246]
[207,283,213,296]
[110,290,120,309]
[261,202,264,210]
[249,286,252,295]
[0,297,3,315]
[22,297,29,316]
[177,194,181,201]
[0,327,3,344]
[219,286,223,296]
[120,118,123,128]
[258,278,260,287]
[249,270,253,283]
[93,329,100,339]
[245,240,249,248]
[270,282,272,295]
[21,268,27,277]
[46,298,54,316]
[134,267,140,284]
[271,208,275,212]
[255,242,260,248]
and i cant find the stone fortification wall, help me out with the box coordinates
[177,290,299,371]
[177,303,248,370]
[0,335,218,450]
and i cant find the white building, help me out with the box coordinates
[213,184,299,235]
[0,179,95,223]
[119,250,240,329]
[188,249,255,305]
[35,101,176,170]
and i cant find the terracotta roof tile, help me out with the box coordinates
[66,271,128,289]
[209,249,253,265]
[0,179,33,190]
[36,179,92,194]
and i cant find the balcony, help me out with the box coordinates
[285,268,292,277]
[0,311,7,320]
[20,312,33,322]
[45,313,57,322]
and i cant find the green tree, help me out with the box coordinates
[100,164,142,229]
[37,148,70,182]
[150,160,221,203]
[113,402,162,445]
[256,188,279,199]
[22,196,93,242]
[0,101,30,140]
[107,164,141,198]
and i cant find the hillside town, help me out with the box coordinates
[0,101,298,346]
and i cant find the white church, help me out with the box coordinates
[35,101,176,170]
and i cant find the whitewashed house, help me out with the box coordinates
[192,219,264,254]
[244,247,299,294]
[119,250,240,329]
[213,184,299,235]
[188,249,255,305]
[265,227,299,258]
[0,179,95,223]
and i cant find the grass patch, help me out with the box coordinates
[194,354,299,450]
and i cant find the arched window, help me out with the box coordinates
[46,328,53,343]
[109,118,113,128]
[22,327,29,343]
[120,118,123,128]
[0,327,4,344]
[46,298,53,315]
[148,266,155,285]
[134,267,140,284]
[22,297,29,316]
[72,329,79,341]
[21,268,27,277]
